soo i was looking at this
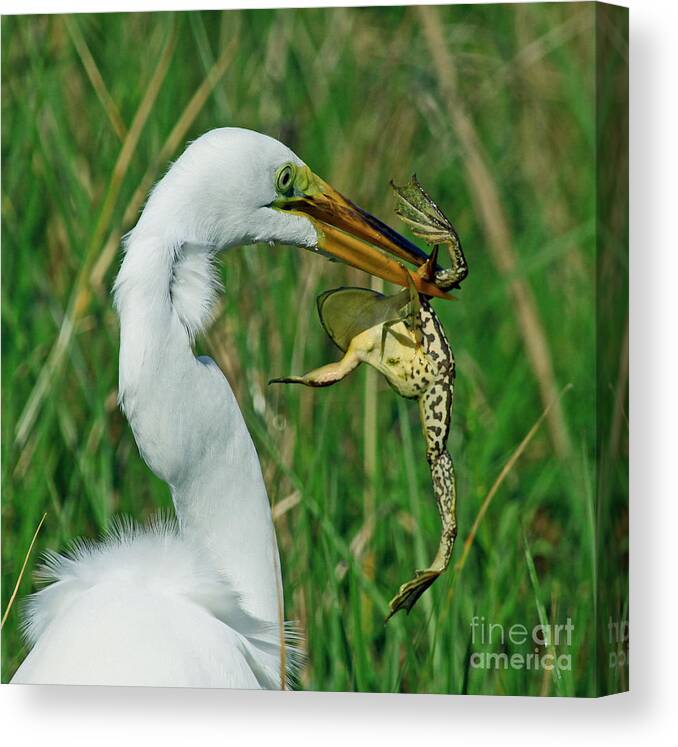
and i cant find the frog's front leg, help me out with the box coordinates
[269,349,360,388]
[380,280,422,359]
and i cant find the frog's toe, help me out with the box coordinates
[269,375,303,385]
[386,569,441,621]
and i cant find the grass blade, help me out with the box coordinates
[1,513,47,629]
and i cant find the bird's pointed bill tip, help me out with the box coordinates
[274,173,453,299]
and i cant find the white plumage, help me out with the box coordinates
[12,127,428,688]
[16,518,296,688]
[13,129,310,688]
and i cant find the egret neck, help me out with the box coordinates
[114,230,282,626]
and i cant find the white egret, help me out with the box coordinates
[11,128,445,688]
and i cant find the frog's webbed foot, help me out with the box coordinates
[269,350,360,388]
[391,175,468,291]
[386,569,442,620]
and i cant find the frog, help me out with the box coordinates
[270,176,468,619]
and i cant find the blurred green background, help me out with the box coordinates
[1,3,628,694]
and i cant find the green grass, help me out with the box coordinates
[1,4,627,694]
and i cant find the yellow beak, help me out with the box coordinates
[274,172,452,300]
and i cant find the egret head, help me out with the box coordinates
[135,127,447,297]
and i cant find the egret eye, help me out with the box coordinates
[275,163,296,195]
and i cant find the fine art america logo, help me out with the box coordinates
[469,615,574,672]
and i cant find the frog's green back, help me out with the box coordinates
[317,287,407,352]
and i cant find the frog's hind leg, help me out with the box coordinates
[387,380,457,620]
[387,451,457,619]
[418,236,467,291]
[269,349,360,388]
[427,450,457,572]
[435,230,468,290]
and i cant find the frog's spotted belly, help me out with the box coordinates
[364,300,454,410]
[379,349,437,399]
